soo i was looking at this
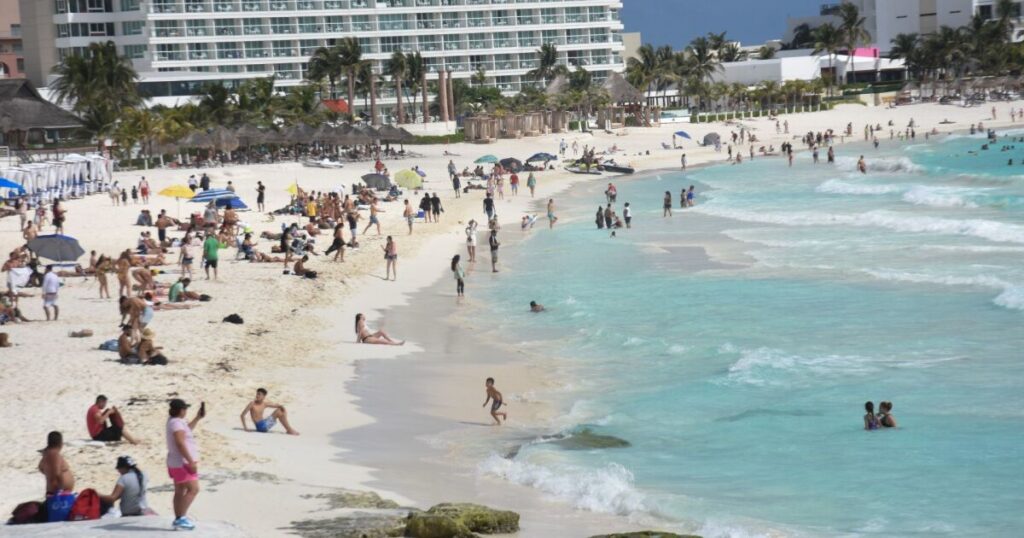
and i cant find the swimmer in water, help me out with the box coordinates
[856,155,867,174]
[529,301,545,312]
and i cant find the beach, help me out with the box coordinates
[2,101,1022,536]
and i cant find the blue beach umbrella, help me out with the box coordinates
[526,152,557,163]
[189,189,235,203]
[674,130,692,140]
[27,234,86,262]
[0,177,25,193]
[216,197,248,210]
[475,154,499,164]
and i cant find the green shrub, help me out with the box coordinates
[406,132,466,145]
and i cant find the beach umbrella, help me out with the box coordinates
[27,234,86,262]
[286,182,299,196]
[0,177,26,194]
[674,130,692,140]
[189,188,236,203]
[158,185,194,199]
[475,154,499,164]
[526,152,556,163]
[500,157,523,171]
[393,169,423,189]
[361,173,391,190]
[235,124,265,147]
[158,184,194,218]
[216,196,248,210]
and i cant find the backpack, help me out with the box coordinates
[223,313,244,324]
[68,489,100,521]
[10,501,45,525]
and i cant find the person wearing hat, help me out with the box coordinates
[100,456,153,517]
[137,328,167,365]
[166,398,205,531]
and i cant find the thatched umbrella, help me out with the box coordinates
[286,123,317,144]
[181,130,215,149]
[545,74,569,97]
[209,126,239,152]
[235,124,265,147]
[351,123,378,145]
[260,128,290,146]
[377,124,414,143]
[602,72,644,104]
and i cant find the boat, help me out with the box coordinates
[599,163,635,174]
[564,166,602,175]
[301,158,345,169]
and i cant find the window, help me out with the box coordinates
[120,0,140,10]
[124,44,146,59]
[57,24,70,38]
[16,58,24,72]
[89,23,116,36]
[977,5,993,19]
[123,21,144,35]
[10,24,20,38]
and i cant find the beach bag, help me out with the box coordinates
[145,354,168,366]
[68,489,100,521]
[223,314,244,324]
[99,339,119,352]
[45,493,76,522]
[10,501,45,525]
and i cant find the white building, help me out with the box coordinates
[787,0,1022,56]
[717,52,905,86]
[20,0,625,112]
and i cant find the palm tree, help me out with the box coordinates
[705,31,729,55]
[838,3,870,84]
[197,82,235,126]
[307,45,343,99]
[283,83,323,125]
[787,23,815,50]
[889,33,921,79]
[625,44,660,125]
[686,36,723,108]
[757,45,777,60]
[471,66,487,86]
[526,43,569,85]
[336,37,365,121]
[385,50,407,123]
[812,23,843,96]
[404,52,424,123]
[719,43,747,63]
[51,41,140,138]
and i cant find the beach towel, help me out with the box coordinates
[6,267,31,291]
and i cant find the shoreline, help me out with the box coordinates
[3,101,1024,536]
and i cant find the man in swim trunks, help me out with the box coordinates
[482,377,507,425]
[38,431,75,497]
[240,388,299,435]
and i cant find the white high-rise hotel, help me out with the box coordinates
[20,0,625,111]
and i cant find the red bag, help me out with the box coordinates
[68,489,100,521]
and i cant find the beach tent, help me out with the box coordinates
[475,154,499,164]
[361,173,391,190]
[393,169,423,190]
[702,133,721,146]
[0,177,25,195]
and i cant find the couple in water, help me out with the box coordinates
[863,401,897,430]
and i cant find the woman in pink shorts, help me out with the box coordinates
[166,398,205,531]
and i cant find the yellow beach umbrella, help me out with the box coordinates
[286,182,299,196]
[158,184,195,218]
[393,169,423,190]
[158,185,194,199]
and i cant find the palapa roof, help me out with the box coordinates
[0,79,81,131]
[602,72,644,103]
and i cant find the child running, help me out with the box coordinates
[482,377,507,425]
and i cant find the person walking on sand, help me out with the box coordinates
[166,398,204,531]
[663,191,672,217]
[256,181,266,212]
[383,236,397,280]
[483,193,495,221]
[139,177,150,204]
[546,199,558,229]
[527,172,537,197]
[325,223,346,261]
[363,199,384,236]
[452,254,465,298]
[488,229,500,273]
[240,388,299,435]
[681,153,687,170]
[42,265,60,321]
[403,199,414,235]
[466,220,478,263]
[482,377,507,425]
[202,232,221,280]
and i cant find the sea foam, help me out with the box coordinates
[478,455,648,516]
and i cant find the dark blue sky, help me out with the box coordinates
[621,0,823,49]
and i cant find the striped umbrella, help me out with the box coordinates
[189,188,236,203]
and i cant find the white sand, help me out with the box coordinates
[1,101,1020,535]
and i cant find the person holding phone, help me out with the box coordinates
[166,398,204,531]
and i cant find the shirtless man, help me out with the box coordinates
[119,295,151,343]
[240,388,299,435]
[363,199,384,236]
[482,378,507,425]
[38,431,75,496]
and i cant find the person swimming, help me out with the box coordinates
[878,401,898,428]
[864,401,880,431]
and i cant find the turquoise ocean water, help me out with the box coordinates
[467,133,1024,537]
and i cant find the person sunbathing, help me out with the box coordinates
[354,313,404,345]
[250,251,285,263]
[169,278,202,303]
